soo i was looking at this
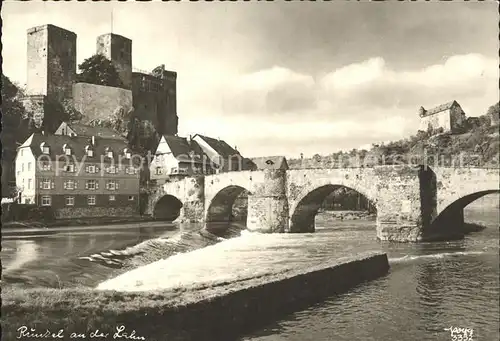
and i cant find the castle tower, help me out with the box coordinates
[26,24,77,102]
[132,65,178,136]
[96,33,132,89]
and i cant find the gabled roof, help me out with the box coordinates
[248,156,289,170]
[422,100,459,117]
[161,135,211,164]
[193,134,240,158]
[19,132,139,165]
[62,122,126,140]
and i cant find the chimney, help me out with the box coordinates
[91,136,96,146]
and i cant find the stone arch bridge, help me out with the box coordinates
[146,166,499,242]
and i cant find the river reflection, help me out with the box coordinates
[1,222,182,288]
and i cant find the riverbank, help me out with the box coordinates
[319,210,376,220]
[2,252,388,341]
[1,215,158,229]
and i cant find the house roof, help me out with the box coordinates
[162,135,212,165]
[422,100,459,117]
[248,156,289,170]
[66,122,126,140]
[18,132,140,165]
[193,134,240,158]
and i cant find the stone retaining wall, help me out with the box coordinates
[55,206,138,219]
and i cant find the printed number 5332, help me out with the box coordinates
[444,327,474,341]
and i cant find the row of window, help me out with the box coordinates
[18,163,139,175]
[36,144,132,159]
[154,167,212,175]
[41,195,135,206]
[38,179,123,191]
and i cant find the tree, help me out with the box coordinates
[42,97,83,132]
[486,102,499,117]
[76,54,124,88]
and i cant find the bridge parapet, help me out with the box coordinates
[431,167,500,213]
[145,165,497,242]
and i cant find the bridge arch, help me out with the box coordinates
[206,185,252,226]
[289,184,377,233]
[153,194,183,221]
[431,190,499,230]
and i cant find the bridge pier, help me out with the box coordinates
[179,176,206,222]
[420,207,465,241]
[247,170,289,233]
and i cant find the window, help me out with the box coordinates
[65,164,75,173]
[87,195,96,206]
[65,148,72,155]
[28,162,32,171]
[21,149,24,156]
[63,179,76,190]
[106,180,119,190]
[65,196,75,206]
[155,167,163,175]
[171,167,178,174]
[28,179,32,189]
[42,146,50,154]
[123,149,131,159]
[87,149,94,157]
[41,195,51,206]
[21,164,24,172]
[109,195,116,201]
[106,166,117,174]
[40,161,51,171]
[126,167,138,175]
[41,178,53,189]
[128,196,134,201]
[151,82,159,92]
[86,165,98,173]
[85,179,98,190]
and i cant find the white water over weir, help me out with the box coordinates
[97,231,302,291]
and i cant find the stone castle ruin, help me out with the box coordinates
[23,24,178,137]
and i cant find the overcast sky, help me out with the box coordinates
[3,1,498,157]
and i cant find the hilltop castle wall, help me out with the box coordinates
[419,110,452,133]
[25,24,178,137]
[72,83,133,123]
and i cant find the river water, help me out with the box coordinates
[2,203,499,340]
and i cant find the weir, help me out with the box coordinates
[1,251,390,341]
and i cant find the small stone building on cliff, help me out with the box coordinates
[418,100,466,134]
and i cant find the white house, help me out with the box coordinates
[150,135,214,184]
[418,100,467,134]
